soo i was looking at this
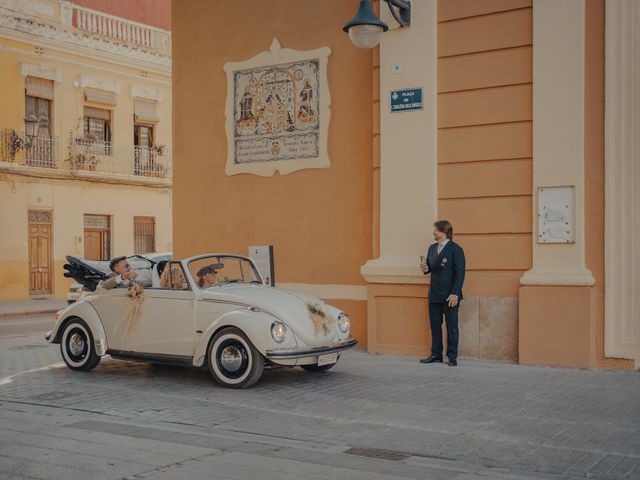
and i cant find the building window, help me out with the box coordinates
[83,214,111,260]
[134,124,153,148]
[25,76,55,167]
[84,106,111,140]
[134,216,155,254]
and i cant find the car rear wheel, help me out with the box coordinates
[60,318,101,371]
[207,327,264,388]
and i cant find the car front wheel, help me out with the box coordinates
[60,318,101,371]
[207,327,264,388]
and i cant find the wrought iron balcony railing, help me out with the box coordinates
[25,135,58,168]
[0,128,171,181]
[0,128,57,168]
[68,137,172,178]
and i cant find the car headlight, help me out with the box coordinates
[270,321,287,343]
[338,313,350,333]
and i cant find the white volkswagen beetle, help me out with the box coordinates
[47,254,357,388]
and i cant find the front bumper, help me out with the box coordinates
[265,337,358,359]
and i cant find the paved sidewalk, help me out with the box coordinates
[0,298,68,317]
[1,334,639,480]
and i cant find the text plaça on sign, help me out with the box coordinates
[390,88,424,113]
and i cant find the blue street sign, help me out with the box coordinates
[390,88,423,113]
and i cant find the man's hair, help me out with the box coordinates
[109,256,127,272]
[197,265,217,278]
[434,220,454,239]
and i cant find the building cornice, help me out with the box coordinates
[0,6,171,73]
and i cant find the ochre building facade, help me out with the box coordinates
[172,0,639,369]
[0,0,173,300]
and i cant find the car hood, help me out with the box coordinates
[201,284,341,347]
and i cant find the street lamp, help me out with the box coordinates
[343,0,411,49]
[24,113,40,141]
[8,114,40,160]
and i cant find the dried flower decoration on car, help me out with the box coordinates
[307,302,335,336]
[115,283,145,335]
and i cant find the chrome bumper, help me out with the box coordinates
[266,338,358,359]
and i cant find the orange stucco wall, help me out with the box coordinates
[172,0,372,283]
[437,0,533,297]
[172,0,373,341]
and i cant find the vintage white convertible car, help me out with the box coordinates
[47,254,357,388]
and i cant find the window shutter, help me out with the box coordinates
[134,100,159,124]
[83,106,111,121]
[25,76,54,99]
[84,88,117,106]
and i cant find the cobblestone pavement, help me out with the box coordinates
[1,317,639,480]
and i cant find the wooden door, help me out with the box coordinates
[84,230,103,260]
[28,211,52,295]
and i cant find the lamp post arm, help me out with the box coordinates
[384,0,411,27]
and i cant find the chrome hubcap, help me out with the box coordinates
[220,345,243,372]
[69,333,85,356]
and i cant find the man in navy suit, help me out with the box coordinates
[419,220,466,366]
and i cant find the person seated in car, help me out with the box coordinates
[196,265,218,288]
[101,256,138,290]
[151,260,168,288]
[160,264,186,289]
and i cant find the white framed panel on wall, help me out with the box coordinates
[537,186,574,244]
[604,0,640,365]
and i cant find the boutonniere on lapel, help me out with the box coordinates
[440,257,448,270]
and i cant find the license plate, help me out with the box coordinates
[317,352,338,366]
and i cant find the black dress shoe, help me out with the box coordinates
[448,359,457,366]
[419,355,443,364]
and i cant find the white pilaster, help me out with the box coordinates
[604,0,640,365]
[361,0,438,284]
[520,0,595,287]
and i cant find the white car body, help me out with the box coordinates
[48,254,357,388]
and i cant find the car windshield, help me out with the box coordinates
[187,256,262,289]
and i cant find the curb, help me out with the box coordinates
[0,308,63,318]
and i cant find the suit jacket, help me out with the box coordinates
[424,240,466,303]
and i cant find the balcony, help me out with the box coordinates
[71,4,171,55]
[68,137,172,179]
[0,128,172,184]
[0,128,57,168]
[0,0,171,70]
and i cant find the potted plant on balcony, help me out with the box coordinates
[68,131,102,171]
[146,160,167,178]
[152,144,165,156]
[69,151,99,171]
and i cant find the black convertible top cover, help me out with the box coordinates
[63,256,108,291]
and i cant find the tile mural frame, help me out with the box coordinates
[223,39,331,176]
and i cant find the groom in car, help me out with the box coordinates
[101,256,138,290]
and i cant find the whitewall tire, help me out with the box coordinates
[207,327,264,388]
[60,318,101,371]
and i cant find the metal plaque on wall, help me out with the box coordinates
[390,88,423,113]
[538,186,574,243]
[248,245,275,287]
